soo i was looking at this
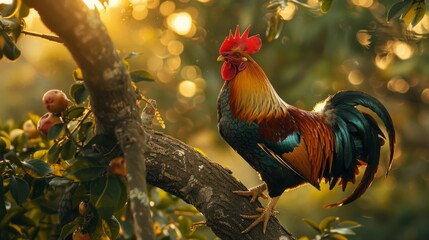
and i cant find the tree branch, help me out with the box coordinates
[22,0,295,239]
[23,0,154,239]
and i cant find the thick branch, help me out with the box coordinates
[23,0,295,239]
[145,129,294,239]
[23,0,154,239]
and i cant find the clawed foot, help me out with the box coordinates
[240,206,279,234]
[232,183,268,203]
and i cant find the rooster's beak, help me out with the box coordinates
[217,55,225,62]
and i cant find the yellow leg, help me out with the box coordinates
[240,196,280,234]
[232,183,268,203]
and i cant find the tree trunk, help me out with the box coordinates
[22,0,295,239]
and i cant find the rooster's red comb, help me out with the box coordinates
[219,25,262,55]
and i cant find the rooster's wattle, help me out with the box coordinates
[216,26,396,234]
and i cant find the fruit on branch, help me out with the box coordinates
[42,89,70,114]
[37,112,63,136]
[108,156,127,177]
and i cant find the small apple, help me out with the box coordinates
[37,112,63,136]
[108,156,127,177]
[42,89,69,114]
[72,228,90,240]
[22,119,39,138]
[78,201,88,216]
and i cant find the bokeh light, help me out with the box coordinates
[348,70,364,85]
[167,12,193,36]
[387,77,410,94]
[393,41,414,60]
[178,80,197,98]
[421,88,429,104]
[351,0,374,8]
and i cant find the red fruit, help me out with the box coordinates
[108,156,127,177]
[78,201,88,216]
[37,112,62,136]
[22,120,39,139]
[42,89,69,114]
[72,228,90,240]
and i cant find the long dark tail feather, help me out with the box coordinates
[324,90,395,208]
[329,90,396,172]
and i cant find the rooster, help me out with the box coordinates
[216,26,395,234]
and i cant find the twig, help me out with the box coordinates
[21,30,63,43]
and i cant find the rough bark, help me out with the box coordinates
[22,0,296,239]
[23,0,154,239]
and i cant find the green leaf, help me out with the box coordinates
[59,216,82,240]
[303,218,322,233]
[320,0,333,13]
[177,216,192,237]
[0,208,25,228]
[4,151,23,169]
[103,216,120,240]
[78,121,93,142]
[70,82,89,104]
[61,139,76,160]
[130,70,155,82]
[66,106,86,119]
[411,1,426,27]
[49,177,72,187]
[319,216,339,231]
[331,233,349,240]
[22,159,53,178]
[47,123,65,140]
[9,176,29,206]
[387,0,413,21]
[0,136,11,154]
[1,31,20,60]
[338,220,362,228]
[331,227,357,235]
[64,157,106,182]
[90,175,127,219]
[47,142,62,164]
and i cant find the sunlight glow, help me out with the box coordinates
[351,0,373,8]
[348,70,364,85]
[421,88,429,104]
[178,80,197,98]
[393,41,414,60]
[387,78,410,94]
[0,0,13,4]
[375,53,393,70]
[167,12,193,36]
[83,0,105,10]
[82,0,122,9]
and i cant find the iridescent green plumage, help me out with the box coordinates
[216,26,396,233]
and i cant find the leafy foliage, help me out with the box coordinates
[299,216,362,240]
[0,0,27,60]
[0,50,207,239]
[387,0,427,27]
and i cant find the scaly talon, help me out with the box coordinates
[240,196,280,234]
[233,183,268,202]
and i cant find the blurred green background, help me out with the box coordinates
[1,0,429,239]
